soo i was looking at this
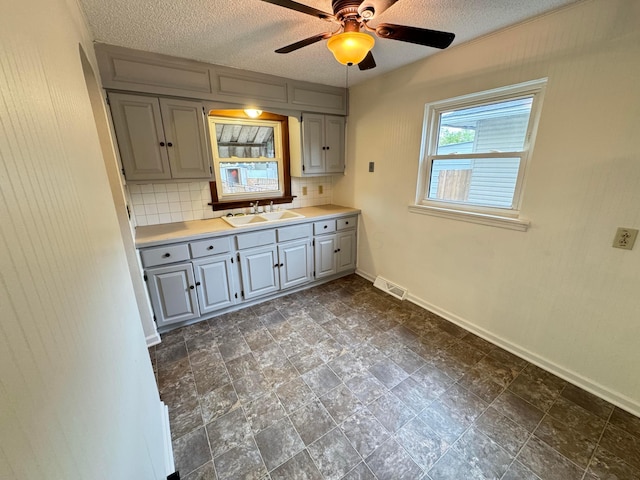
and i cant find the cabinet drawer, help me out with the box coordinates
[313,220,336,235]
[277,224,312,243]
[236,229,277,250]
[337,216,357,231]
[140,243,190,267]
[189,236,231,258]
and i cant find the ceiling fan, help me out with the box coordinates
[260,0,455,70]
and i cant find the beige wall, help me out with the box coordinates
[335,0,640,413]
[0,0,168,478]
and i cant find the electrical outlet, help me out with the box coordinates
[302,186,307,195]
[318,185,323,194]
[612,227,638,250]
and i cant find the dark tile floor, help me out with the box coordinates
[150,274,640,480]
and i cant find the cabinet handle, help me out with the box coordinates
[189,285,195,290]
[207,246,214,250]
[195,282,201,286]
[167,142,173,147]
[159,141,165,147]
[162,253,171,258]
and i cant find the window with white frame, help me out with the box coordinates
[413,79,546,228]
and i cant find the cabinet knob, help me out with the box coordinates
[322,146,326,150]
[324,225,328,229]
[337,248,341,252]
[334,249,338,253]
[279,263,284,267]
[159,141,165,147]
[195,282,201,286]
[207,246,214,250]
[189,285,195,290]
[274,264,279,268]
[167,142,173,147]
[162,253,171,258]
[345,221,349,225]
[326,146,330,150]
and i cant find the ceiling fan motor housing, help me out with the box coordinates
[332,0,366,21]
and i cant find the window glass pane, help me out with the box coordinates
[219,161,280,195]
[429,157,521,208]
[437,97,533,154]
[215,123,275,158]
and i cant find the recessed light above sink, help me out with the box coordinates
[221,210,305,228]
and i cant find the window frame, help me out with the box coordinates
[412,79,547,230]
[207,110,295,211]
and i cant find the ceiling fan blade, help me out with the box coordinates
[375,23,455,49]
[358,0,399,20]
[260,0,335,21]
[275,32,332,54]
[358,51,376,70]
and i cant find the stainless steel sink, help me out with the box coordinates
[221,210,305,228]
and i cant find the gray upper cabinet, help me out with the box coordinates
[109,93,171,181]
[96,43,347,116]
[109,92,211,181]
[159,98,211,179]
[291,114,346,176]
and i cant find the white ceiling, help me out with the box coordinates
[79,0,581,87]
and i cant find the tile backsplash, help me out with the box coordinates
[129,177,334,226]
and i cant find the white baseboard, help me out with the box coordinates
[355,269,640,417]
[146,332,161,347]
[160,401,174,476]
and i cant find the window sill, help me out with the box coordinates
[408,204,530,231]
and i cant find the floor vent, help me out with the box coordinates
[373,276,408,300]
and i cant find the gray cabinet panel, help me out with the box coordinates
[239,245,280,300]
[159,98,211,179]
[147,263,199,327]
[302,114,325,174]
[336,231,356,272]
[193,255,236,314]
[109,93,171,181]
[314,236,337,279]
[325,116,346,173]
[278,240,312,290]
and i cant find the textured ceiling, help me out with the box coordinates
[79,0,581,87]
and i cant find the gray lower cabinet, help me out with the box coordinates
[141,213,356,330]
[192,255,237,314]
[314,217,357,279]
[278,239,313,289]
[109,92,211,181]
[146,263,200,325]
[239,245,280,300]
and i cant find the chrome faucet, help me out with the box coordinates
[269,201,274,212]
[251,201,259,214]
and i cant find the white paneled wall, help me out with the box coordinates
[0,0,168,478]
[130,176,335,226]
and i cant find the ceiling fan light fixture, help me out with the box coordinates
[327,31,375,66]
[244,108,263,118]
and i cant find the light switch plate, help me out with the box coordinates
[302,186,307,195]
[612,227,638,250]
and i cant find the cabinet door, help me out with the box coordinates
[109,93,171,181]
[324,115,345,173]
[278,240,312,290]
[302,113,325,174]
[192,255,236,314]
[336,230,356,272]
[146,263,199,327]
[159,98,212,179]
[239,245,280,300]
[314,235,337,279]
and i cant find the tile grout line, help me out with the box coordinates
[579,402,615,480]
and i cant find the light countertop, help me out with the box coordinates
[135,204,360,248]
